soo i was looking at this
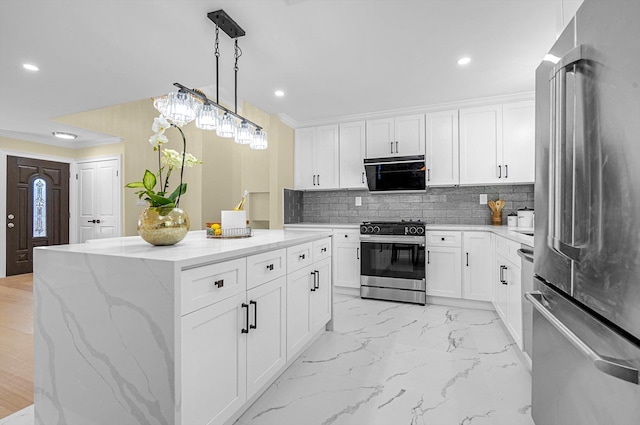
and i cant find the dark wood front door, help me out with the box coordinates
[6,156,69,276]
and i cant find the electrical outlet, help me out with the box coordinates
[355,196,362,207]
[479,194,488,205]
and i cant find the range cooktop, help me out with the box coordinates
[360,220,425,235]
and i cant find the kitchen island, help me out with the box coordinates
[33,229,333,425]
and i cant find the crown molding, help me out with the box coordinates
[290,91,535,128]
[276,113,299,129]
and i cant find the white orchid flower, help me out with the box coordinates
[148,132,168,149]
[183,152,203,167]
[161,149,183,169]
[152,115,171,133]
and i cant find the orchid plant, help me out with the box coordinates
[126,115,202,208]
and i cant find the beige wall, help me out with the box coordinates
[10,97,294,236]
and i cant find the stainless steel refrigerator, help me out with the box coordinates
[529,0,640,423]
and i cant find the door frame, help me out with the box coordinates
[1,149,77,278]
[75,154,122,243]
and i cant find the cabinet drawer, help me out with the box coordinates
[181,258,247,315]
[495,235,521,265]
[427,231,461,247]
[313,237,332,262]
[333,230,360,242]
[247,249,287,290]
[287,242,313,273]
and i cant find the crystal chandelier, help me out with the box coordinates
[153,10,267,150]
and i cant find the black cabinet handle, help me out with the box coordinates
[427,169,431,182]
[87,219,101,223]
[313,175,316,186]
[395,141,399,153]
[466,253,469,267]
[310,271,317,292]
[498,165,502,178]
[314,271,320,290]
[357,247,360,260]
[441,237,445,241]
[500,265,508,284]
[214,279,224,288]
[266,264,274,271]
[250,300,257,330]
[321,247,327,253]
[505,164,508,179]
[361,172,365,184]
[390,142,394,154]
[317,175,320,185]
[299,254,306,260]
[427,251,430,264]
[241,303,249,334]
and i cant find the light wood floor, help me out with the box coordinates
[0,273,33,419]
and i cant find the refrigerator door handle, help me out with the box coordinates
[548,45,589,263]
[526,291,639,385]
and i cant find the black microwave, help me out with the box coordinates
[363,155,426,192]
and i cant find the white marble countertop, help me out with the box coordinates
[35,229,332,269]
[284,223,534,247]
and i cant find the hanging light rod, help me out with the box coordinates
[172,82,262,130]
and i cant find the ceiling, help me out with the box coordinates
[0,0,567,147]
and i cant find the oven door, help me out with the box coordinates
[360,235,426,281]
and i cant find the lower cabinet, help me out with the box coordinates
[493,236,524,348]
[181,292,248,425]
[311,257,332,331]
[426,246,462,298]
[462,232,492,301]
[333,230,360,289]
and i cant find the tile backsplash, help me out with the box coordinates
[286,185,534,225]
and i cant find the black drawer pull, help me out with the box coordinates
[321,247,327,253]
[250,300,257,330]
[314,270,320,290]
[266,264,274,271]
[214,279,224,288]
[241,303,249,334]
[310,271,316,292]
[441,237,445,241]
[466,253,469,267]
[299,254,306,260]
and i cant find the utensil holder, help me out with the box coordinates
[491,211,503,225]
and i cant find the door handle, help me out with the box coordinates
[314,270,320,290]
[427,250,430,264]
[505,164,508,179]
[427,169,431,182]
[249,300,257,330]
[498,165,502,178]
[310,271,317,292]
[526,291,639,385]
[500,265,508,284]
[214,279,224,288]
[356,247,359,260]
[317,174,320,186]
[241,303,249,334]
[395,141,399,153]
[87,219,102,224]
[313,175,316,186]
[361,172,365,184]
[466,252,469,267]
[390,142,394,154]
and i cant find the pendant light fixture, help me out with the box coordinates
[153,9,267,149]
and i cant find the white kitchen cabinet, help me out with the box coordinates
[294,125,339,190]
[181,292,247,425]
[310,257,332,331]
[459,101,535,185]
[339,121,367,189]
[246,276,286,400]
[333,230,361,289]
[425,110,459,186]
[365,114,425,158]
[426,231,462,298]
[502,100,535,183]
[493,235,524,348]
[459,104,503,184]
[462,232,492,301]
[286,265,313,359]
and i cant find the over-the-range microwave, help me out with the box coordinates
[363,155,426,192]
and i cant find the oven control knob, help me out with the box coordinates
[360,225,368,233]
[409,226,417,234]
[373,226,380,233]
[367,226,374,233]
[416,227,425,235]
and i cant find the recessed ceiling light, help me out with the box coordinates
[52,131,77,140]
[457,57,471,66]
[23,63,39,71]
[274,90,285,97]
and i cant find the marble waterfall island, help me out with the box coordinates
[33,229,333,425]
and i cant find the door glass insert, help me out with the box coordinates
[33,177,47,238]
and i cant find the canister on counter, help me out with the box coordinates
[508,212,518,227]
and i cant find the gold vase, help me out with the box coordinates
[138,207,190,246]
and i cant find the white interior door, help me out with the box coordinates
[77,158,121,243]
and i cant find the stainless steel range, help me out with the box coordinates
[360,221,426,305]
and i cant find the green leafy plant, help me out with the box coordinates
[126,115,201,208]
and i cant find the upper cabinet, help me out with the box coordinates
[339,121,367,189]
[459,100,534,185]
[294,125,339,190]
[365,114,425,158]
[425,110,459,186]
